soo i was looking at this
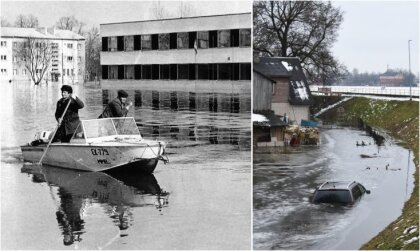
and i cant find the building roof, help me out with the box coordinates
[1,27,84,40]
[253,57,291,78]
[100,12,251,26]
[253,111,287,128]
[255,57,313,106]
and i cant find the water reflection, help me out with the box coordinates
[102,89,251,148]
[20,164,168,246]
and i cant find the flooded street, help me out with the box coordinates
[253,128,415,250]
[1,82,251,249]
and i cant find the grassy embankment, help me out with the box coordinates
[319,97,419,250]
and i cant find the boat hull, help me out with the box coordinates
[21,141,165,174]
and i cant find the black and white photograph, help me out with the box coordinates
[1,1,251,249]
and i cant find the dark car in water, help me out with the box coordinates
[312,181,370,205]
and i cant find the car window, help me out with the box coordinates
[351,186,362,200]
[357,184,366,193]
[313,190,353,204]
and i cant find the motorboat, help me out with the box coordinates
[21,117,168,173]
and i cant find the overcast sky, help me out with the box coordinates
[1,0,419,75]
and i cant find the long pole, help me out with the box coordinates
[408,40,412,101]
[38,98,72,165]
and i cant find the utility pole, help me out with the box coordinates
[408,40,412,101]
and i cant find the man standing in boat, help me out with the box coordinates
[99,90,133,118]
[53,85,85,143]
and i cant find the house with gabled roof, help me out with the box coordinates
[253,56,313,125]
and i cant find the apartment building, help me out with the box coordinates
[0,27,85,84]
[100,13,251,86]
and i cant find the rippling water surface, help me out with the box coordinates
[1,81,251,249]
[253,128,415,250]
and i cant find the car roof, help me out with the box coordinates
[318,181,357,190]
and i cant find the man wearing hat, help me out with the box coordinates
[53,85,85,142]
[99,90,133,118]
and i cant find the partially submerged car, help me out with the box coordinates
[312,181,370,205]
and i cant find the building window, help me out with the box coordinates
[117,36,124,51]
[13,56,18,62]
[218,63,231,80]
[134,65,141,79]
[67,56,73,61]
[102,37,108,51]
[108,37,117,51]
[67,43,73,49]
[63,69,65,76]
[1,69,7,74]
[197,31,209,49]
[1,41,6,47]
[125,65,135,79]
[134,35,141,50]
[77,44,82,50]
[159,34,170,50]
[197,64,209,79]
[160,65,170,79]
[177,33,189,49]
[109,66,118,79]
[13,42,18,48]
[230,29,239,47]
[141,35,152,50]
[13,69,18,75]
[169,33,177,49]
[142,65,152,79]
[151,34,159,50]
[23,69,27,75]
[240,63,251,80]
[67,69,70,76]
[272,82,276,94]
[177,64,189,79]
[102,65,108,79]
[124,36,134,51]
[1,55,6,60]
[170,64,177,79]
[218,30,230,48]
[240,29,251,47]
[209,30,218,48]
[152,65,159,79]
[188,32,197,49]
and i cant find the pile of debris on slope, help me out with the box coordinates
[285,125,320,145]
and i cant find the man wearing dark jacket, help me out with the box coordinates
[99,90,132,118]
[53,85,84,143]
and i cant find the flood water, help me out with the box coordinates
[253,128,415,250]
[1,81,251,249]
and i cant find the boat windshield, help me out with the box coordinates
[82,117,140,139]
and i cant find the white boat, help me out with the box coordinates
[21,117,168,173]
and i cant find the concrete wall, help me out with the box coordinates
[253,71,272,111]
[101,79,251,94]
[272,77,289,103]
[272,102,310,124]
[100,13,251,36]
[101,47,250,65]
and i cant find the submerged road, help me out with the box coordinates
[253,128,415,250]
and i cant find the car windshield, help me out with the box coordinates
[82,117,140,139]
[313,190,353,204]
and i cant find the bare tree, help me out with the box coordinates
[151,1,168,19]
[14,14,39,28]
[15,38,52,85]
[178,1,196,18]
[1,17,12,27]
[254,1,347,85]
[85,27,101,81]
[55,16,85,35]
